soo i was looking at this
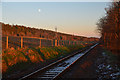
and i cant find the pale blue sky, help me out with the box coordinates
[2,2,111,37]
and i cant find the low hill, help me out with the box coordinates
[1,22,99,42]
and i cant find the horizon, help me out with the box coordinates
[2,2,111,38]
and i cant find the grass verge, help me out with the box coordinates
[2,44,85,75]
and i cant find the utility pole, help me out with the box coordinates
[55,27,57,32]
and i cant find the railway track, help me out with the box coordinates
[19,43,98,80]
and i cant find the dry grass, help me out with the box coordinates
[2,44,86,74]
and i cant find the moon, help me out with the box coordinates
[38,9,41,12]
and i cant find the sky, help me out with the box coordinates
[1,2,111,38]
[1,0,113,2]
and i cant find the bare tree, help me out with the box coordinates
[97,1,120,55]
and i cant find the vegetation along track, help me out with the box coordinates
[19,43,99,80]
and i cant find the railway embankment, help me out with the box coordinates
[60,44,120,79]
[2,43,93,79]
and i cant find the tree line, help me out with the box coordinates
[97,1,120,55]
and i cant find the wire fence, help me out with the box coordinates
[2,36,88,49]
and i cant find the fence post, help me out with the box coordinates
[6,36,8,49]
[40,39,41,48]
[55,40,57,46]
[21,36,23,48]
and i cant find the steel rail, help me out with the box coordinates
[19,43,98,80]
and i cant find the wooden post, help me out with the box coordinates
[21,36,23,48]
[6,36,8,49]
[40,39,41,48]
[55,40,57,46]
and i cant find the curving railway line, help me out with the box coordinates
[19,43,98,80]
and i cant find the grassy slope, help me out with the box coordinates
[2,44,87,75]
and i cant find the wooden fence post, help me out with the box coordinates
[6,36,8,49]
[21,36,23,48]
[55,40,57,46]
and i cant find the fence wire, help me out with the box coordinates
[2,36,88,49]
